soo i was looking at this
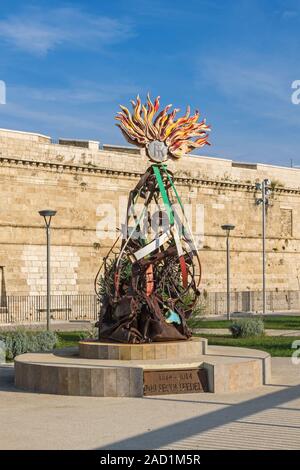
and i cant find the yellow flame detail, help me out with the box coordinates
[115,94,210,158]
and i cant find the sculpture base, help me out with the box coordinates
[79,337,207,360]
[143,367,209,395]
[14,339,271,397]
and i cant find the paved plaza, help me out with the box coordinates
[0,358,299,450]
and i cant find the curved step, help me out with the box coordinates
[14,344,271,397]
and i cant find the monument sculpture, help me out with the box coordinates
[14,97,271,397]
[95,94,210,343]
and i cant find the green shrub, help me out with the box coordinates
[34,331,58,351]
[0,329,58,360]
[230,318,265,338]
[83,326,98,340]
[187,299,206,328]
[0,339,6,363]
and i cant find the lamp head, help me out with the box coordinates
[39,210,57,217]
[221,224,235,237]
[221,224,235,232]
[39,209,57,228]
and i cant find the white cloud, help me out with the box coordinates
[10,82,139,104]
[194,53,300,164]
[197,57,288,103]
[0,6,133,55]
[195,55,300,127]
[282,9,299,20]
[0,80,140,143]
[0,101,102,132]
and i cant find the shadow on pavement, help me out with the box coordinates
[97,382,300,450]
[0,365,16,392]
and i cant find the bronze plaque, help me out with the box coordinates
[143,368,208,395]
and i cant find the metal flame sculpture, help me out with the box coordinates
[115,94,210,159]
[95,95,210,343]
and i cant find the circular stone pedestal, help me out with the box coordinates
[14,340,271,397]
[79,337,208,360]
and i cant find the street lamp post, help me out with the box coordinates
[39,210,57,331]
[221,224,235,320]
[255,179,271,314]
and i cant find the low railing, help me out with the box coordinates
[0,290,299,324]
[0,294,98,324]
[202,290,300,315]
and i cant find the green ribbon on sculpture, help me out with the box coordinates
[152,164,175,226]
[153,164,187,233]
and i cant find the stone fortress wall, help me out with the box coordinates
[0,128,299,310]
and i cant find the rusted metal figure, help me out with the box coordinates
[95,95,210,343]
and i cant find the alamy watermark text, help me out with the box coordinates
[0,80,6,104]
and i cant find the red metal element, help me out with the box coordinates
[179,255,188,289]
[145,264,154,296]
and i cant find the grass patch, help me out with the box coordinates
[5,329,295,359]
[54,330,300,357]
[260,315,300,329]
[55,331,87,349]
[197,333,300,357]
[192,315,300,330]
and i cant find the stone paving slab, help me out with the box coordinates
[0,357,299,450]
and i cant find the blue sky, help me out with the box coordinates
[0,0,300,166]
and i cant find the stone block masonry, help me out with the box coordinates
[0,128,300,305]
[21,246,79,295]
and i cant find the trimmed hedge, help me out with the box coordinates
[230,318,265,338]
[0,329,58,360]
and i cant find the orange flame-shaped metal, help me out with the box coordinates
[115,94,211,159]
